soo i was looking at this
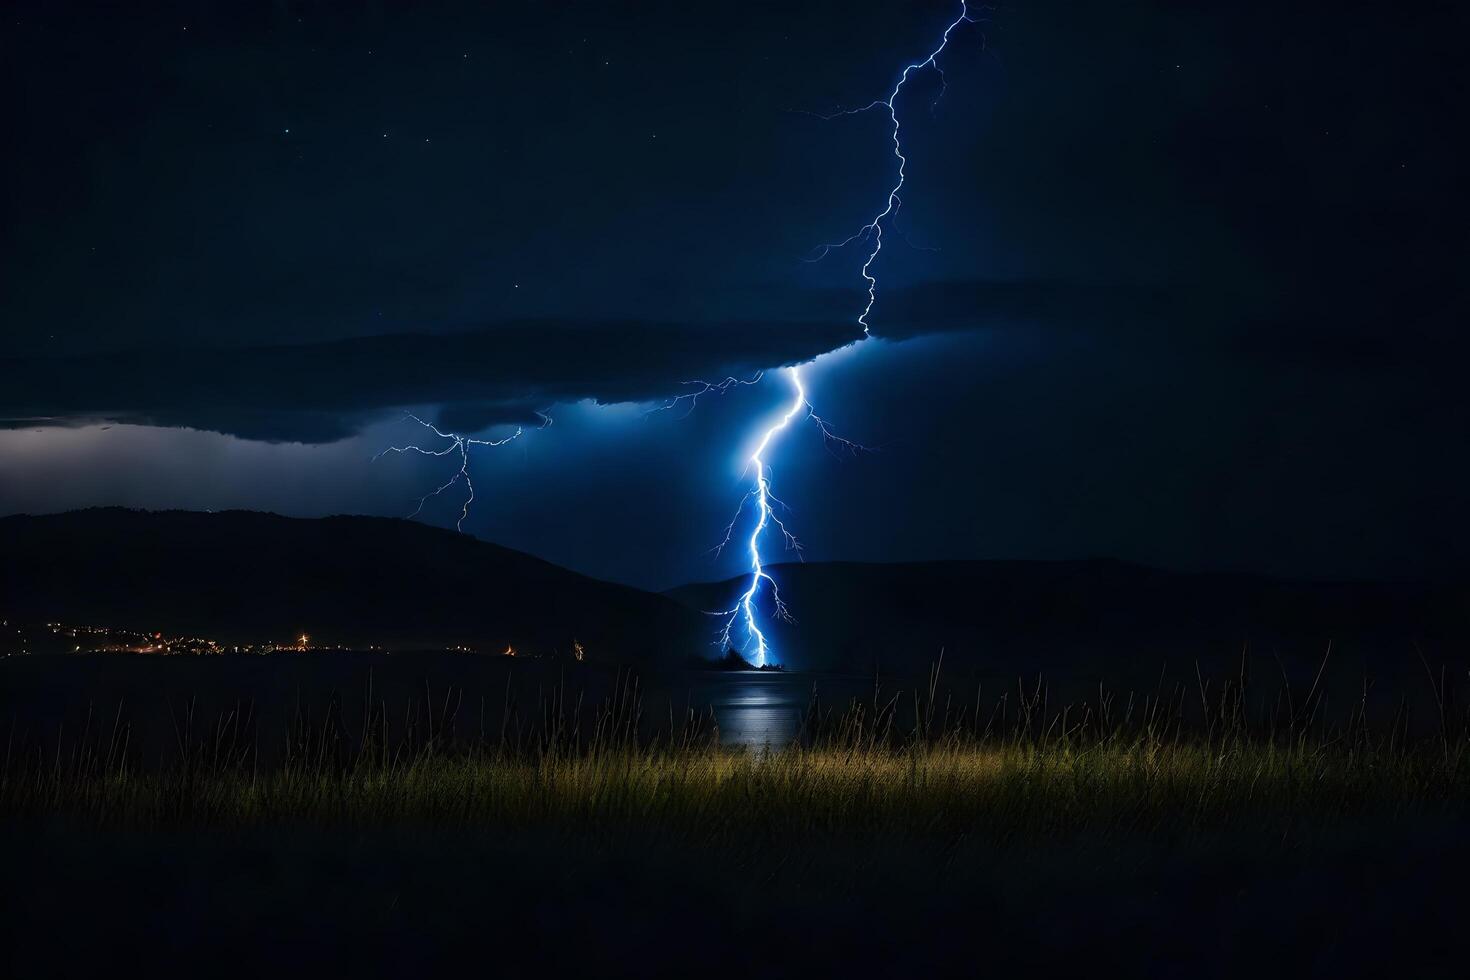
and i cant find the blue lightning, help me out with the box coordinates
[376,411,550,532]
[712,2,981,666]
[811,1,982,335]
[711,367,807,665]
[644,372,764,420]
[699,367,871,666]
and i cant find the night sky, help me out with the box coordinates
[3,1,1467,589]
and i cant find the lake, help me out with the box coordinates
[659,670,884,749]
[0,654,922,762]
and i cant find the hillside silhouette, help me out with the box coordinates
[7,511,1466,682]
[669,560,1468,683]
[0,509,704,662]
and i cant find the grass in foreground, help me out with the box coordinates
[3,740,1465,865]
[5,667,1470,975]
[6,672,1468,842]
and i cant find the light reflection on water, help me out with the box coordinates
[671,671,865,751]
[713,687,804,749]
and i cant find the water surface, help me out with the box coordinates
[656,670,889,750]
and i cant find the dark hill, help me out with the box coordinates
[0,509,705,662]
[669,560,1470,683]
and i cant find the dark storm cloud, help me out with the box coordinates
[0,316,860,442]
[6,273,1462,443]
[0,277,1205,442]
[877,279,1470,370]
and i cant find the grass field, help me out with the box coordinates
[5,662,1469,976]
[8,737,1468,841]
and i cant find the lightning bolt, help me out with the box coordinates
[811,0,983,335]
[710,367,807,665]
[695,365,871,666]
[644,372,764,420]
[376,411,550,532]
[711,2,981,666]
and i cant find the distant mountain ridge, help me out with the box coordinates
[668,559,1470,680]
[0,508,705,662]
[6,511,1466,680]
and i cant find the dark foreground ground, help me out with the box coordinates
[6,814,1468,978]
